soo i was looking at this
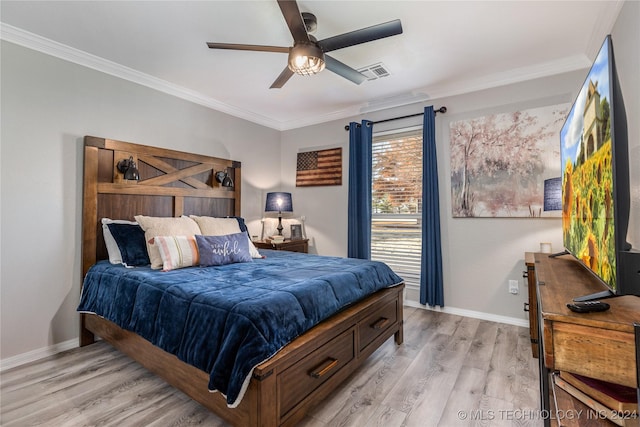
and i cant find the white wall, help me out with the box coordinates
[281,73,581,323]
[2,0,637,365]
[278,122,350,256]
[612,0,640,251]
[0,41,281,362]
[280,0,639,322]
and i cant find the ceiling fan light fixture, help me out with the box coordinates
[288,43,325,76]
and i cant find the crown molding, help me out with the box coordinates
[1,22,598,132]
[424,54,592,102]
[0,23,283,130]
[277,54,591,131]
[277,104,363,131]
[584,0,624,59]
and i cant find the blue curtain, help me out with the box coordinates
[347,120,373,259]
[420,106,444,306]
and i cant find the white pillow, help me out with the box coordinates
[190,215,262,259]
[101,218,137,265]
[134,215,201,269]
[189,216,242,235]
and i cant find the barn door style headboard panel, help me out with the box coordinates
[82,136,241,276]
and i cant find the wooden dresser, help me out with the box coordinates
[533,252,639,426]
[525,252,539,358]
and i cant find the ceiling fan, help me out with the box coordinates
[206,0,403,89]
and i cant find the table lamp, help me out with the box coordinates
[265,192,293,236]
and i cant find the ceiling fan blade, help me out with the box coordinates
[207,42,289,54]
[318,19,403,53]
[325,55,367,85]
[277,0,309,43]
[270,67,295,89]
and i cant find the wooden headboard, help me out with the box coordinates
[82,136,241,276]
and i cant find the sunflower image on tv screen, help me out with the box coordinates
[560,39,616,290]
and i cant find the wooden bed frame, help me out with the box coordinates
[80,136,404,427]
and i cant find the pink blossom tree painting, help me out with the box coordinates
[450,104,568,217]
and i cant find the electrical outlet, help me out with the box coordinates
[509,280,519,295]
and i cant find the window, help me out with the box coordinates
[371,128,423,288]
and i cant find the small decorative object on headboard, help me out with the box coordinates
[116,156,140,181]
[215,170,234,187]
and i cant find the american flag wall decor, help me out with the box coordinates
[296,147,342,187]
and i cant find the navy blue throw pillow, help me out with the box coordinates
[106,223,150,267]
[228,216,248,234]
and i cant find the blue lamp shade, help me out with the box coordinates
[265,192,293,213]
[543,177,562,211]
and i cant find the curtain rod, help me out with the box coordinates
[344,106,447,131]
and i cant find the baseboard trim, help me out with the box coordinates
[0,338,78,372]
[403,299,529,328]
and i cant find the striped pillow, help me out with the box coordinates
[153,236,199,271]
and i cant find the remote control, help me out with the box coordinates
[566,300,610,313]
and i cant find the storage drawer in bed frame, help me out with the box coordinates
[358,298,398,353]
[278,327,356,418]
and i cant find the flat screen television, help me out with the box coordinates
[559,34,640,301]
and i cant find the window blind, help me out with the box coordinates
[371,129,423,288]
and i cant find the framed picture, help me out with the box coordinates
[449,103,569,217]
[296,147,342,187]
[290,224,303,240]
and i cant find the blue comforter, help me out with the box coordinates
[77,250,402,407]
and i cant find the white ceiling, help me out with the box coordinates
[0,1,623,130]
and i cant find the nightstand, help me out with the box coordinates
[253,239,309,253]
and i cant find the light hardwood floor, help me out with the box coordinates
[1,307,541,426]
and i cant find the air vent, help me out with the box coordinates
[357,63,391,81]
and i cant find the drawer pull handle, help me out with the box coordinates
[310,358,338,379]
[371,317,389,330]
